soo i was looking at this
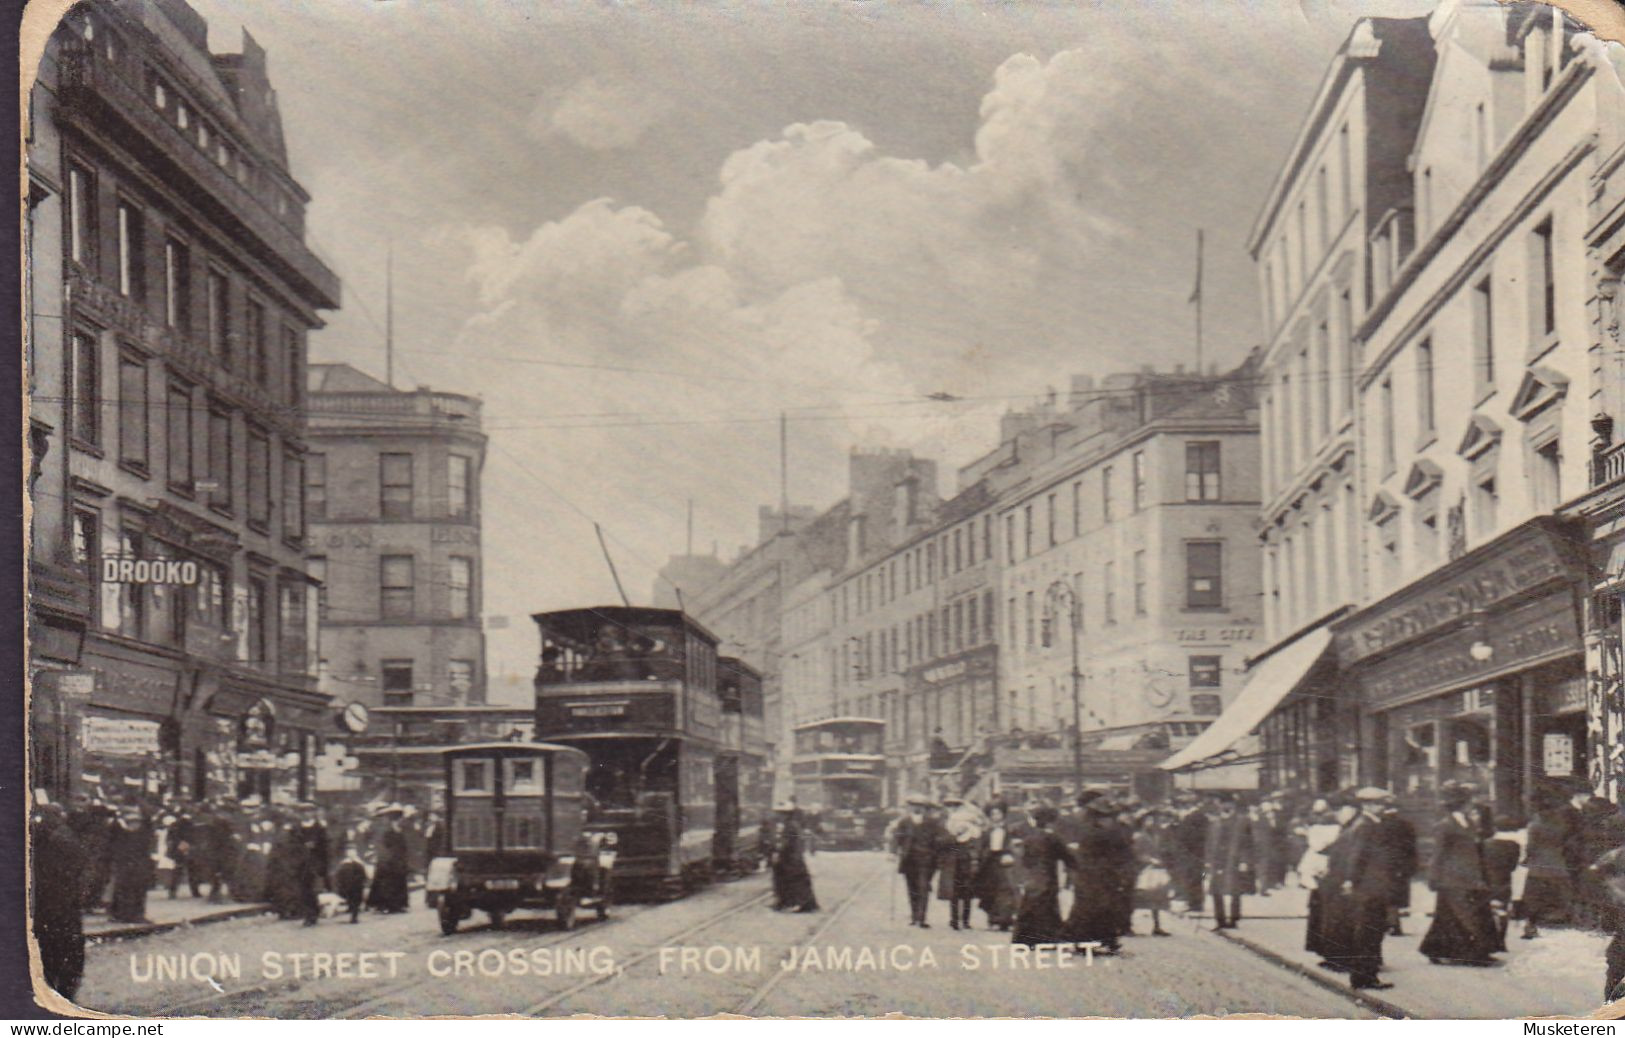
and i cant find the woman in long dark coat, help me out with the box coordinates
[1065,799,1128,951]
[366,811,411,913]
[31,805,86,1001]
[1520,797,1573,939]
[263,814,302,919]
[1419,785,1499,966]
[107,808,155,924]
[1012,805,1075,947]
[977,805,1019,931]
[770,806,818,912]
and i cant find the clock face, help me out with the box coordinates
[342,702,370,734]
[1145,682,1175,708]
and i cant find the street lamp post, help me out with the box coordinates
[1042,579,1085,796]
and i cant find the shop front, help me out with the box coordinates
[901,644,998,799]
[201,680,331,804]
[70,638,187,804]
[1335,518,1589,822]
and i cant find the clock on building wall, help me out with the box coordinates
[1144,676,1176,709]
[339,701,370,735]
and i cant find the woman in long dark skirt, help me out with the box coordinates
[978,805,1019,931]
[770,804,818,912]
[107,807,155,925]
[1012,805,1075,947]
[366,809,411,913]
[1419,784,1500,967]
[263,814,303,919]
[1066,797,1128,951]
[1520,797,1573,939]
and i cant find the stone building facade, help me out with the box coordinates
[27,0,340,804]
[305,363,488,710]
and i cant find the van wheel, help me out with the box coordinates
[595,898,609,922]
[555,893,577,931]
[488,910,506,930]
[438,900,459,936]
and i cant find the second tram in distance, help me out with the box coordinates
[532,606,769,898]
[790,716,888,850]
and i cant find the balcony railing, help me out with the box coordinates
[67,272,293,434]
[56,44,340,310]
[1595,440,1625,488]
[308,390,482,423]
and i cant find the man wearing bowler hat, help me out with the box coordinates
[1338,787,1403,990]
[891,795,943,927]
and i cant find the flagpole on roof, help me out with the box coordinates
[1189,228,1205,375]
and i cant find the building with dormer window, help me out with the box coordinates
[27,0,340,804]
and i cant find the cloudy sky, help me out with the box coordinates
[181,0,1442,692]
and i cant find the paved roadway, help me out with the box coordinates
[74,852,1374,1019]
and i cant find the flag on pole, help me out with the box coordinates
[1188,228,1204,305]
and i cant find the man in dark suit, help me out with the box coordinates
[1204,794,1254,930]
[31,798,86,1002]
[890,796,943,927]
[293,802,330,927]
[1377,800,1418,936]
[1339,788,1404,990]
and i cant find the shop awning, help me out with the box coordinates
[1159,624,1334,772]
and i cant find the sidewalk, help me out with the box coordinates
[84,893,271,941]
[1185,880,1613,1018]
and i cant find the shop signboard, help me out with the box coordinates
[1359,592,1580,710]
[81,715,160,756]
[1337,524,1577,666]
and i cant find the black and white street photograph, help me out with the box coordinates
[18,0,1625,1021]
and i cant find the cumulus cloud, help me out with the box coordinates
[446,44,1270,620]
[530,75,672,150]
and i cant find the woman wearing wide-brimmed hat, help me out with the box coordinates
[769,801,819,912]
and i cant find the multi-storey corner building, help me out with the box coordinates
[1578,32,1625,803]
[1251,16,1435,646]
[305,363,488,711]
[1167,13,1436,791]
[1174,1,1625,813]
[1337,1,1621,817]
[27,0,340,804]
[997,365,1264,777]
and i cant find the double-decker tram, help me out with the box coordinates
[533,606,735,898]
[790,717,888,849]
[716,656,770,873]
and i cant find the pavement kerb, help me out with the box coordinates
[86,903,271,942]
[1204,925,1413,1020]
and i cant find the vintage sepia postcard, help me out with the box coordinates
[18,0,1625,1022]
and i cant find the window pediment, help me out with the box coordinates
[1368,489,1401,522]
[1457,414,1503,460]
[1510,366,1569,421]
[1403,459,1443,499]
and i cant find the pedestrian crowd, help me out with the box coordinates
[29,790,449,1003]
[872,778,1625,1004]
